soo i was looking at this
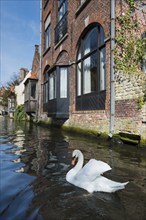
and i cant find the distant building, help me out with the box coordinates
[19,68,29,82]
[7,85,16,118]
[15,69,31,106]
[0,88,7,115]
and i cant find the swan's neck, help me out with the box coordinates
[66,150,84,182]
[74,151,84,173]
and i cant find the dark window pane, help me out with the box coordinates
[77,45,81,61]
[45,25,50,50]
[83,28,98,55]
[99,26,105,46]
[31,82,36,99]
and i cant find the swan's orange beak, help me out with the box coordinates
[71,156,78,165]
[71,158,76,165]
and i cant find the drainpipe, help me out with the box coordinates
[109,0,115,138]
[38,0,42,121]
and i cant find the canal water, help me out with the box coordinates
[0,116,146,220]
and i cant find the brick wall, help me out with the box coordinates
[40,0,146,138]
[32,45,40,78]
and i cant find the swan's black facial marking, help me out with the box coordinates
[71,155,78,166]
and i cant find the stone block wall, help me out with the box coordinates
[115,71,146,136]
[115,71,146,101]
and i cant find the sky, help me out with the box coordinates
[0,0,40,86]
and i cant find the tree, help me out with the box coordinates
[0,73,19,107]
[6,72,20,88]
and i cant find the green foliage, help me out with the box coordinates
[115,1,146,73]
[137,96,144,109]
[14,105,27,121]
[6,73,20,87]
[0,88,12,107]
[143,91,146,102]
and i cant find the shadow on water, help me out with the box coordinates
[0,116,146,220]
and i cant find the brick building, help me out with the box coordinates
[24,45,40,115]
[38,0,146,143]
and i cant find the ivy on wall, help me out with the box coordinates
[115,0,146,73]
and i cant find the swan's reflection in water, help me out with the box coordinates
[0,117,146,220]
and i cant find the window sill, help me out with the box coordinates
[43,46,51,57]
[75,0,91,17]
[54,33,68,50]
[73,109,106,114]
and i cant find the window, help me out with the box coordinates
[60,67,68,98]
[44,0,49,7]
[44,14,51,51]
[80,0,86,5]
[58,0,68,21]
[55,0,68,44]
[43,73,48,103]
[49,71,56,100]
[31,81,36,99]
[76,25,106,110]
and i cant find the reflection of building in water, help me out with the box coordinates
[12,129,27,156]
[31,138,69,176]
[13,129,25,148]
[31,141,49,175]
[28,125,69,175]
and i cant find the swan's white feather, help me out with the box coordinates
[78,159,112,181]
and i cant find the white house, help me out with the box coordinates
[15,70,31,106]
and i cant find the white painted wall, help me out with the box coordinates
[15,71,31,106]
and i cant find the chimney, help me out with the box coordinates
[35,45,39,53]
[19,68,29,82]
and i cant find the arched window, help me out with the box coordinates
[76,25,106,110]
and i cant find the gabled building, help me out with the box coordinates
[38,0,146,143]
[24,45,40,115]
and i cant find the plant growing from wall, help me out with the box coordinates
[137,96,144,109]
[14,105,27,121]
[115,0,146,73]
[143,91,146,102]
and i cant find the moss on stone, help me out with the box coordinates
[37,118,146,147]
[120,137,139,145]
[140,138,146,147]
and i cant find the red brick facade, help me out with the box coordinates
[41,0,111,121]
[40,0,146,139]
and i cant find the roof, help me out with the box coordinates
[29,72,37,80]
[24,72,38,85]
[9,85,15,93]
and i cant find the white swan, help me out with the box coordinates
[66,150,129,193]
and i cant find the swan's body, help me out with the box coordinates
[66,150,129,193]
